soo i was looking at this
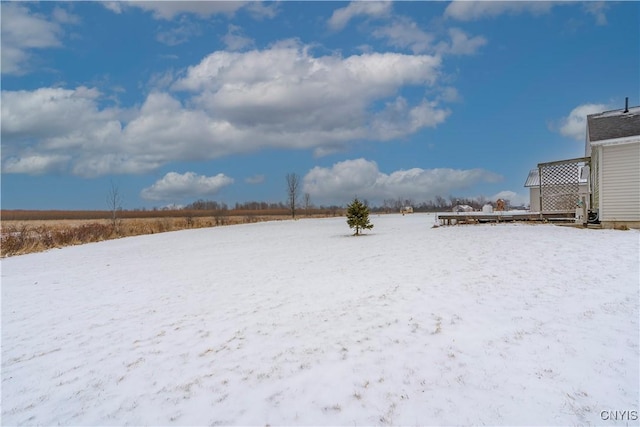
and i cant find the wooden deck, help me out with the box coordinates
[436,211,576,225]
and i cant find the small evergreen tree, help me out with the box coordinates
[346,197,374,235]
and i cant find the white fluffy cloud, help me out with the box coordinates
[328,1,393,31]
[444,1,557,21]
[0,3,77,75]
[491,190,529,207]
[303,158,502,204]
[558,103,608,141]
[117,2,247,20]
[371,17,434,54]
[1,86,115,140]
[2,42,451,177]
[371,97,451,140]
[103,1,279,21]
[141,172,234,201]
[2,154,70,175]
[374,24,486,56]
[173,42,444,142]
[445,1,609,25]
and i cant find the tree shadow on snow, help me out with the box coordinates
[332,233,377,238]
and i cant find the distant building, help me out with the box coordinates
[400,206,413,214]
[452,204,473,213]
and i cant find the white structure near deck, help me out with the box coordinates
[524,162,589,215]
[586,103,640,228]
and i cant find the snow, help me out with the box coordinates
[2,214,639,426]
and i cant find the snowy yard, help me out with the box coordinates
[2,214,638,426]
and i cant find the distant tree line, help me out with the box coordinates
[180,195,522,214]
[370,195,523,213]
[183,198,344,213]
[184,199,229,211]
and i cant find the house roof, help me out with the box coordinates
[587,105,640,142]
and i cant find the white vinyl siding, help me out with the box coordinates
[600,142,640,221]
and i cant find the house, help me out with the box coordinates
[400,206,413,214]
[524,99,639,227]
[452,204,473,213]
[586,100,640,228]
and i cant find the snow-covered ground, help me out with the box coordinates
[2,214,639,426]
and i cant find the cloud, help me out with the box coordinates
[444,1,557,21]
[491,190,529,207]
[51,7,81,25]
[328,1,393,31]
[371,97,450,140]
[583,2,609,26]
[437,28,487,56]
[103,1,279,24]
[141,172,234,201]
[0,3,73,75]
[156,18,202,46]
[2,154,70,175]
[245,174,265,184]
[171,42,446,152]
[371,17,434,53]
[2,43,450,177]
[303,158,502,204]
[1,86,125,176]
[365,17,486,57]
[557,103,608,141]
[223,25,255,51]
[445,1,609,26]
[1,86,118,146]
[117,1,248,20]
[101,2,123,14]
[244,2,280,20]
[173,42,442,126]
[105,1,278,21]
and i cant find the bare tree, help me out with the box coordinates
[106,181,123,234]
[383,199,395,213]
[303,192,311,215]
[434,195,447,209]
[286,173,300,219]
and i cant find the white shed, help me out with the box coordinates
[586,102,640,228]
[524,163,588,214]
[524,169,540,212]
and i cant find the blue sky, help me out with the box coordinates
[1,1,638,210]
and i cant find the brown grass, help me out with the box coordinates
[0,208,342,221]
[1,210,344,258]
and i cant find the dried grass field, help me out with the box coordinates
[0,209,341,257]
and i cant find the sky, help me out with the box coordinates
[1,1,638,210]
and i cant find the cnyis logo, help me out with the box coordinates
[600,410,638,421]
